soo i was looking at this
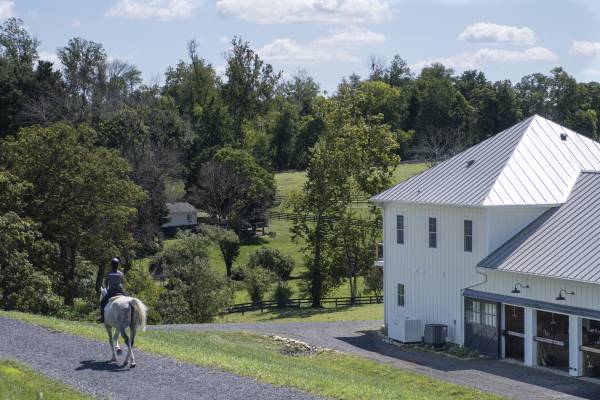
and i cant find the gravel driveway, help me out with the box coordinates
[152,320,600,400]
[0,316,322,400]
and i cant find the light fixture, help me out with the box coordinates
[556,289,575,301]
[511,283,529,294]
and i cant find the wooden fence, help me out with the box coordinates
[267,211,382,229]
[225,295,383,314]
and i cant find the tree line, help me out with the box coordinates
[2,16,600,318]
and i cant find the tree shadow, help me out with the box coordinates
[244,306,359,321]
[75,360,128,372]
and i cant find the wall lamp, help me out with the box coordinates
[511,283,529,294]
[556,289,575,301]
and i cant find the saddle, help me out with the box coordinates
[108,295,124,302]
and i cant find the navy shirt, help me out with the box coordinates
[106,270,125,292]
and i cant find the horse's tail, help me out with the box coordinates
[130,298,148,332]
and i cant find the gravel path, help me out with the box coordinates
[0,317,322,400]
[153,320,600,400]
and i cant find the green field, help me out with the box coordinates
[216,303,383,323]
[157,163,428,305]
[0,359,92,400]
[274,162,427,199]
[2,312,503,400]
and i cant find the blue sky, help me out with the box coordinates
[3,0,600,93]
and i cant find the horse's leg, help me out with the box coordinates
[113,329,122,355]
[129,326,136,368]
[105,325,117,362]
[120,328,131,368]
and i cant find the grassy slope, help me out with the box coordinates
[0,359,92,400]
[1,312,502,400]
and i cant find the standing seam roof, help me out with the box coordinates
[478,172,600,284]
[371,115,600,206]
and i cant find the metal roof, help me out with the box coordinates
[166,202,198,213]
[478,171,600,284]
[371,115,600,206]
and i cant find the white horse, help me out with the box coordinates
[100,287,148,368]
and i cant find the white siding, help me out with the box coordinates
[474,270,600,314]
[162,212,197,228]
[486,207,549,253]
[383,203,551,344]
[383,204,487,343]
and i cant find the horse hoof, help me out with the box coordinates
[116,348,122,355]
[130,363,136,368]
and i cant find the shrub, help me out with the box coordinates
[244,266,276,305]
[247,247,294,282]
[273,285,293,307]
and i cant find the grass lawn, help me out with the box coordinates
[2,311,503,400]
[275,163,427,199]
[0,359,92,400]
[216,303,383,323]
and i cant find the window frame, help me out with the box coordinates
[397,283,405,307]
[464,219,473,252]
[428,217,437,248]
[396,215,405,245]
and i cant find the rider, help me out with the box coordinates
[97,257,127,323]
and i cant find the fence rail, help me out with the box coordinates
[225,295,383,314]
[267,211,383,229]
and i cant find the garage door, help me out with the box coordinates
[464,298,500,358]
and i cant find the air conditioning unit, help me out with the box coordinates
[404,319,423,343]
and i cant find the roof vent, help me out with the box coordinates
[560,133,568,141]
[465,160,475,168]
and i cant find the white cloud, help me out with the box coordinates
[71,19,81,27]
[258,28,385,65]
[106,0,198,21]
[583,68,600,75]
[38,51,60,66]
[0,0,14,19]
[570,41,600,56]
[459,22,536,44]
[412,47,557,71]
[216,0,390,24]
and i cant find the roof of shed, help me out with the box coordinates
[371,115,600,206]
[166,202,197,213]
[478,171,600,284]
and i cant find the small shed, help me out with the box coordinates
[161,202,198,233]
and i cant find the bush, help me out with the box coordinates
[125,261,164,324]
[156,286,191,324]
[273,285,293,307]
[244,266,275,305]
[247,247,294,281]
[152,232,233,323]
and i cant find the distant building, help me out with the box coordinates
[161,202,198,235]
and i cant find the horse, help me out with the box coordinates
[100,287,148,368]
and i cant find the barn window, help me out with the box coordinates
[464,220,473,252]
[187,213,193,223]
[397,283,405,307]
[428,217,437,248]
[396,215,404,244]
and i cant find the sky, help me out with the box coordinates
[3,0,600,94]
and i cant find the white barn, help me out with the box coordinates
[372,115,600,377]
[161,202,198,231]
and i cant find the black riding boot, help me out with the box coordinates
[96,308,104,323]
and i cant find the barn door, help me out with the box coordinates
[464,298,501,358]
